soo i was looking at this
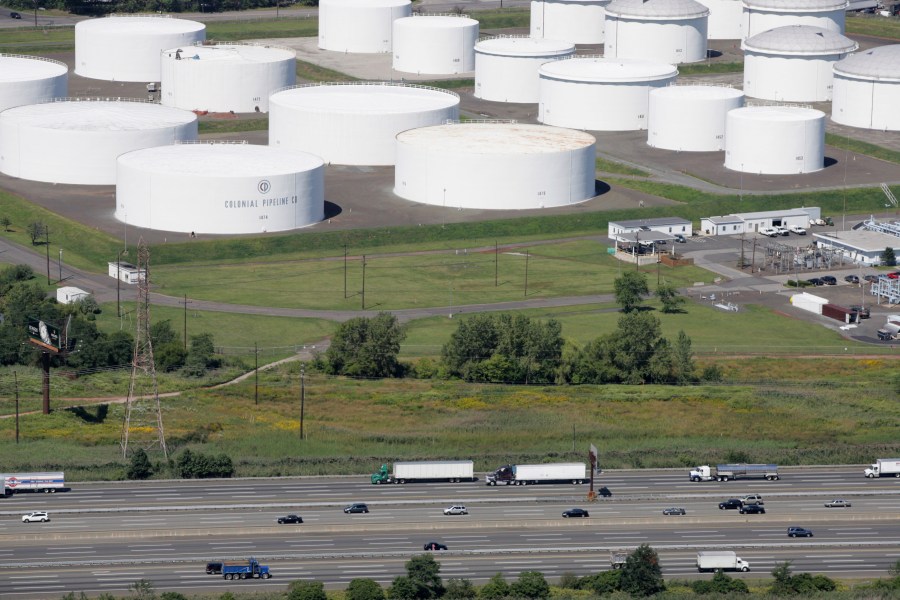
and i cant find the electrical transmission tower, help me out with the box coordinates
[120,238,168,459]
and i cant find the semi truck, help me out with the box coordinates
[221,558,271,580]
[689,464,779,482]
[371,461,474,484]
[485,462,587,486]
[697,551,750,572]
[0,472,66,493]
[864,458,900,478]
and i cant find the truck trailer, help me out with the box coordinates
[690,464,779,482]
[0,472,66,493]
[864,458,900,478]
[697,551,750,572]
[371,461,474,484]
[221,558,271,580]
[485,463,587,486]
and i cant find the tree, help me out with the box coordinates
[324,312,406,377]
[656,283,685,314]
[126,448,153,480]
[347,578,385,600]
[576,570,621,595]
[606,311,665,384]
[614,271,649,313]
[388,576,417,600]
[287,580,327,600]
[26,221,47,245]
[509,571,550,599]
[183,332,218,377]
[692,570,749,595]
[441,313,499,378]
[0,216,11,231]
[403,554,444,599]
[770,561,794,596]
[444,578,476,600]
[882,247,897,267]
[478,573,510,600]
[672,330,695,384]
[619,544,665,597]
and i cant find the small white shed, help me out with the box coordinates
[57,286,90,305]
[108,261,146,284]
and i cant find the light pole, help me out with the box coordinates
[300,365,305,439]
[58,248,62,283]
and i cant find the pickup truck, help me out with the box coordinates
[759,227,779,237]
[789,225,806,235]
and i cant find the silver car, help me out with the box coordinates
[443,505,468,515]
[22,511,50,523]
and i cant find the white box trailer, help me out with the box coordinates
[697,551,750,572]
[486,462,587,485]
[384,461,474,483]
[865,458,900,478]
[0,472,66,493]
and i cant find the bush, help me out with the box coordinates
[174,449,234,478]
[126,448,153,480]
[444,578,477,599]
[388,576,417,600]
[479,573,510,599]
[160,593,188,600]
[558,572,580,589]
[347,578,385,600]
[692,571,749,595]
[576,570,621,595]
[510,571,550,599]
[288,580,327,600]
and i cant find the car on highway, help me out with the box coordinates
[443,505,468,515]
[824,499,852,508]
[562,508,590,518]
[206,562,223,575]
[343,503,369,514]
[277,514,303,524]
[787,527,814,537]
[10,11,22,18]
[424,542,447,551]
[22,511,50,523]
[844,275,860,284]
[662,507,686,515]
[739,504,766,514]
[718,498,743,510]
[741,494,764,505]
[820,275,837,285]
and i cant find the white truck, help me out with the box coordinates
[864,458,900,478]
[485,462,587,485]
[697,551,750,572]
[371,461,474,484]
[690,464,779,482]
[0,472,66,493]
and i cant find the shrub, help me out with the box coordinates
[174,449,234,479]
[479,573,510,599]
[347,578,385,600]
[444,578,477,599]
[558,572,580,589]
[576,570,621,595]
[126,448,153,480]
[510,571,550,599]
[287,580,327,600]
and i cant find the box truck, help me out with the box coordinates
[371,461,474,484]
[690,464,779,482]
[864,458,900,478]
[697,551,750,572]
[485,463,587,485]
[0,472,66,493]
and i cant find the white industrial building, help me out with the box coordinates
[742,26,857,102]
[700,206,821,235]
[108,261,146,284]
[394,122,596,210]
[475,36,575,103]
[607,216,692,240]
[160,42,296,113]
[813,230,900,265]
[604,0,709,64]
[269,82,459,166]
[318,0,411,53]
[0,99,198,185]
[831,44,900,131]
[56,286,90,305]
[0,55,68,113]
[742,0,848,39]
[116,142,325,234]
[538,57,678,130]
[724,105,825,174]
[696,0,743,39]
[75,15,205,82]
[530,0,611,44]
[393,14,479,75]
[647,84,744,151]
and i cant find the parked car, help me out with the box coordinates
[22,511,50,523]
[850,305,870,319]
[844,275,860,284]
[344,503,369,514]
[206,562,224,575]
[887,272,900,279]
[719,499,743,510]
[787,527,814,538]
[820,275,837,285]
[824,499,851,508]
[674,234,687,243]
[662,507,686,515]
[806,278,824,286]
[277,514,303,524]
[759,227,779,237]
[878,329,896,341]
[739,504,766,514]
[10,11,22,18]
[562,508,590,518]
[741,494,764,505]
[789,225,807,235]
[443,505,468,515]
[863,274,880,283]
[424,542,448,551]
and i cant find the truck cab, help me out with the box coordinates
[485,465,515,486]
[689,466,715,482]
[371,464,392,484]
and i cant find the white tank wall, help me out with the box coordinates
[605,16,708,64]
[393,16,479,74]
[75,16,206,82]
[474,39,576,103]
[696,0,742,39]
[742,9,844,39]
[160,44,296,113]
[724,107,825,174]
[0,55,68,113]
[743,52,845,101]
[647,86,744,151]
[318,0,411,53]
[394,124,596,210]
[530,0,610,45]
[831,75,900,131]
[0,101,198,185]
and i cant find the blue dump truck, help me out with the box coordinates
[221,557,271,580]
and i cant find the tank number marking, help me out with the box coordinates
[537,191,546,196]
[453,58,460,62]
[253,96,261,102]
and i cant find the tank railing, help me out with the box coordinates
[443,119,518,125]
[747,100,814,110]
[556,54,605,61]
[478,33,534,41]
[46,96,159,105]
[177,139,248,145]
[271,80,460,100]
[412,12,471,18]
[178,40,297,55]
[665,81,736,89]
[110,12,173,18]
[0,54,68,69]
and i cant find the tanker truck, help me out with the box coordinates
[690,464,779,482]
[485,463,587,486]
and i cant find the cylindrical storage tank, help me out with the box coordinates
[832,44,900,131]
[742,26,857,101]
[724,105,825,174]
[116,143,324,234]
[269,82,460,166]
[647,85,744,151]
[160,43,296,113]
[742,0,848,40]
[530,0,610,45]
[0,55,68,113]
[696,0,742,39]
[393,15,479,74]
[539,57,678,130]
[605,0,709,64]
[318,0,411,53]
[475,36,576,103]
[0,99,198,185]
[75,15,205,82]
[394,122,596,210]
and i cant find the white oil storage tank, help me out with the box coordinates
[604,0,709,64]
[832,44,900,131]
[0,55,68,113]
[474,36,575,103]
[539,56,678,130]
[393,14,479,75]
[724,105,825,174]
[743,25,857,101]
[116,142,324,234]
[269,82,460,166]
[530,0,611,45]
[160,42,296,113]
[648,84,744,151]
[318,0,411,53]
[696,0,742,39]
[742,0,848,40]
[394,122,597,210]
[0,98,198,185]
[75,15,205,82]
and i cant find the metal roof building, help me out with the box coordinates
[813,230,900,265]
[608,216,692,240]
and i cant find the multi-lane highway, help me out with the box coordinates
[1,467,898,597]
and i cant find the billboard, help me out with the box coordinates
[27,317,62,353]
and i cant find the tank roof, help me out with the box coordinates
[320,0,410,6]
[270,82,459,114]
[118,143,323,175]
[651,84,744,100]
[396,123,595,153]
[77,15,205,34]
[162,43,295,64]
[0,100,196,131]
[0,55,67,82]
[395,14,479,27]
[475,36,575,57]
[606,0,709,19]
[833,44,900,81]
[743,25,857,55]
[730,105,825,122]
[742,0,848,11]
[539,57,678,82]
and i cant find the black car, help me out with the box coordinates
[562,508,589,518]
[719,498,742,510]
[206,562,223,575]
[674,234,687,243]
[863,274,880,283]
[10,11,22,18]
[850,305,870,319]
[844,275,860,284]
[662,507,686,515]
[820,275,837,285]
[806,278,824,286]
[424,542,447,551]
[787,527,813,537]
[344,503,369,514]
[739,504,766,514]
[277,514,303,524]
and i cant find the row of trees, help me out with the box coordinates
[4,0,317,17]
[126,447,234,479]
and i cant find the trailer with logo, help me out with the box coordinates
[0,472,66,493]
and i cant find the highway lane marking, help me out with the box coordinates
[9,586,67,590]
[45,551,97,555]
[206,540,255,544]
[8,575,59,579]
[679,535,726,538]
[48,546,94,550]
[363,536,410,540]
[127,543,173,547]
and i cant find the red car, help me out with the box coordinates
[888,272,900,279]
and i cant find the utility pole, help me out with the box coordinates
[14,370,19,444]
[182,294,192,351]
[254,343,259,406]
[494,241,498,287]
[45,226,50,284]
[300,365,305,440]
[343,244,348,298]
[524,250,529,297]
[751,238,757,273]
[361,254,366,310]
[58,248,62,283]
